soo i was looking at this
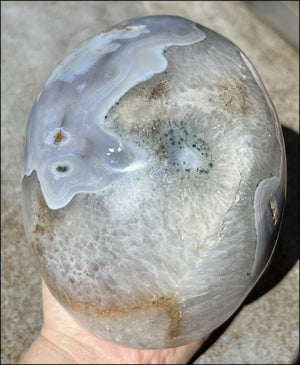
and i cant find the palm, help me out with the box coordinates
[41,280,204,364]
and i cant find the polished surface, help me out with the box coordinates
[21,14,285,349]
[1,1,299,363]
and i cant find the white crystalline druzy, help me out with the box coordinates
[22,15,286,349]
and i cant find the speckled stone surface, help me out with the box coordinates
[1,1,299,363]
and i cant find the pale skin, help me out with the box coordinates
[19,281,205,364]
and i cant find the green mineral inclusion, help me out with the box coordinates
[159,122,213,176]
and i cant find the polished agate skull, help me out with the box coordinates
[22,15,286,349]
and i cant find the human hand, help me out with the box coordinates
[19,280,205,364]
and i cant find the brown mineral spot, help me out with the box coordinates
[32,224,45,237]
[222,83,246,114]
[22,136,25,146]
[150,296,181,347]
[103,22,132,33]
[148,81,167,101]
[154,147,166,163]
[269,199,278,226]
[54,129,62,143]
[56,165,68,172]
[97,49,102,52]
[211,74,248,115]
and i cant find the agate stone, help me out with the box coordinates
[22,15,286,349]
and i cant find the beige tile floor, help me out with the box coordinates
[1,1,299,363]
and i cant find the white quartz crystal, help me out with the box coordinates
[22,15,286,349]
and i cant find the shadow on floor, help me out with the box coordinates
[189,126,299,363]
